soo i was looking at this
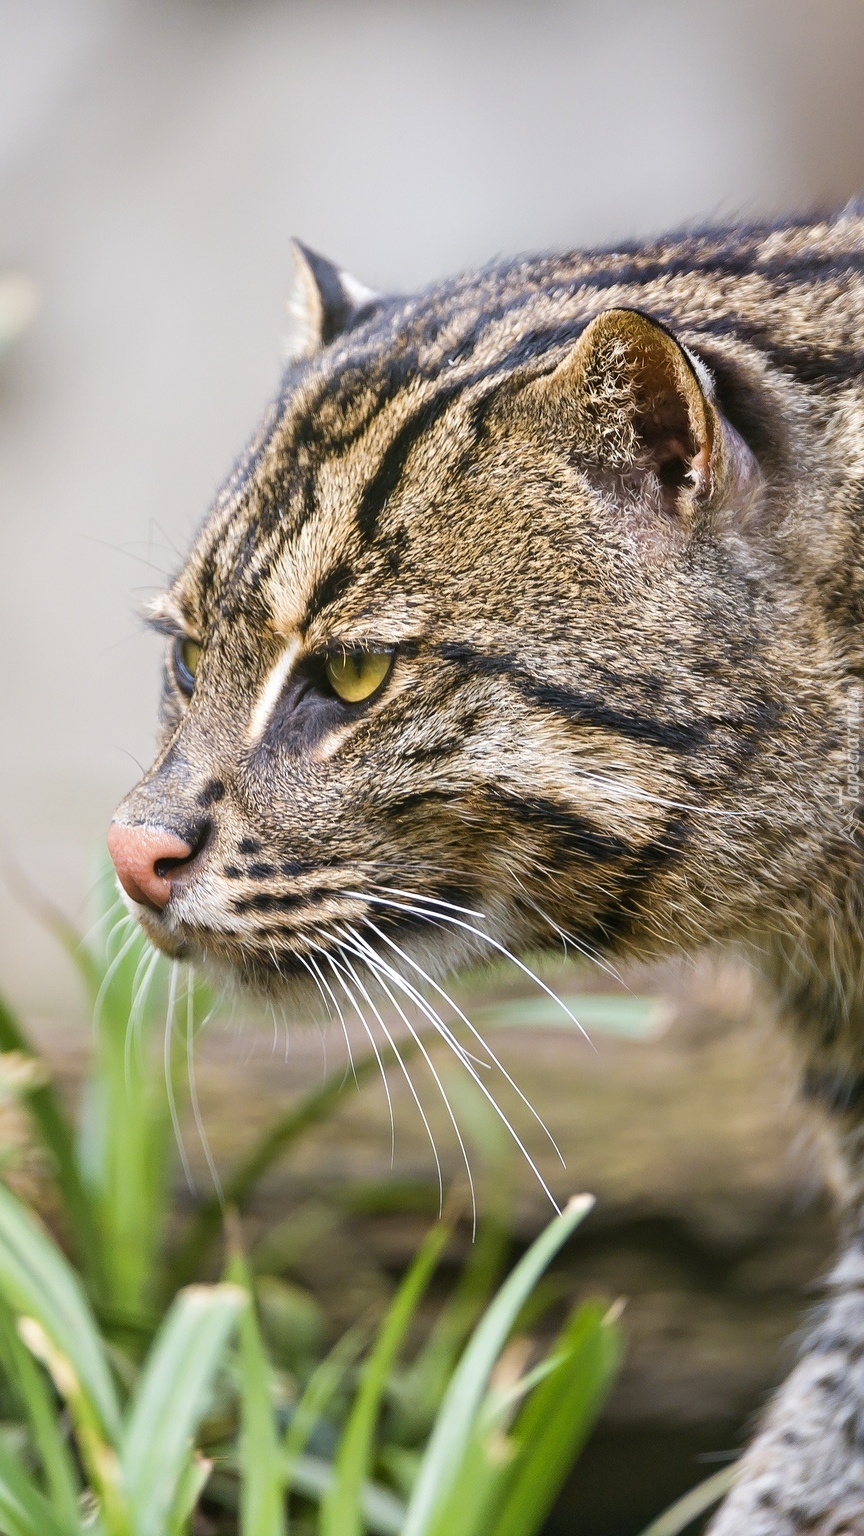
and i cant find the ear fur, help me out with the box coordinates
[522,308,759,526]
[288,240,380,356]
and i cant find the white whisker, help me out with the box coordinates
[92,923,140,1037]
[326,948,396,1167]
[186,971,223,1200]
[362,889,594,1046]
[315,941,445,1208]
[303,949,358,1088]
[342,925,560,1215]
[164,960,195,1192]
[352,914,566,1168]
[504,867,624,985]
[78,902,132,955]
[124,945,160,1090]
[329,934,472,1220]
[293,952,334,1080]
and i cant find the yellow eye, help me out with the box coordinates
[174,636,201,695]
[324,648,393,704]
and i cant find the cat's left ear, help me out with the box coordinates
[288,240,380,356]
[522,307,759,525]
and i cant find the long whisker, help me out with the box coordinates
[504,866,625,985]
[124,945,160,1090]
[78,902,132,956]
[567,764,746,818]
[342,925,560,1214]
[186,971,223,1200]
[101,908,137,957]
[314,941,445,1208]
[92,922,140,1036]
[302,949,357,1090]
[268,999,281,1056]
[164,960,194,1191]
[330,936,471,1221]
[325,948,396,1166]
[352,914,566,1167]
[361,889,594,1046]
[292,951,334,1080]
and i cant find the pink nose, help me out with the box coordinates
[107,822,196,911]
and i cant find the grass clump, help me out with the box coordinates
[0,876,627,1534]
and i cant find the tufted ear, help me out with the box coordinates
[288,240,380,356]
[522,308,759,525]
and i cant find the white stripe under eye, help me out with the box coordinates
[247,638,301,742]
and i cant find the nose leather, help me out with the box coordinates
[107,822,194,911]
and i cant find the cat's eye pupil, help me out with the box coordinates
[324,648,393,704]
[174,636,201,695]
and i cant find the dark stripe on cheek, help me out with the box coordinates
[233,888,330,914]
[483,787,632,864]
[198,779,225,807]
[583,814,688,947]
[435,643,707,754]
[383,789,455,817]
[522,678,706,753]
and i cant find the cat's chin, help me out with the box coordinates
[123,903,193,961]
[129,909,314,993]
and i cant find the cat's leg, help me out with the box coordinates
[708,1244,864,1536]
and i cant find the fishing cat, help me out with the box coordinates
[109,209,864,1533]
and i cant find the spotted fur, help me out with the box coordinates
[114,207,864,1530]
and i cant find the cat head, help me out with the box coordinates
[108,243,823,994]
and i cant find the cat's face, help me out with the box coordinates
[110,252,838,992]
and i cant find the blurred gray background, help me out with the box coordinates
[3,0,864,1014]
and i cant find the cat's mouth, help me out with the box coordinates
[120,869,504,998]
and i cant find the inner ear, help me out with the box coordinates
[519,308,720,524]
[629,338,713,511]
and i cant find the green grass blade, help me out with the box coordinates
[121,1283,244,1536]
[282,1326,368,1497]
[17,1317,130,1534]
[402,1195,594,1536]
[168,1454,214,1536]
[478,993,668,1040]
[0,1436,73,1536]
[0,1298,80,1527]
[76,882,180,1323]
[639,1465,737,1536]
[396,1193,509,1435]
[320,1221,450,1536]
[486,1300,623,1536]
[0,1182,121,1442]
[170,1029,436,1291]
[226,1247,286,1536]
[0,996,98,1277]
[282,1453,406,1536]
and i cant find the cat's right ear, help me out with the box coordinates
[288,240,380,356]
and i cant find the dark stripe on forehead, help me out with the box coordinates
[190,211,864,620]
[355,384,466,544]
[694,316,864,388]
[300,561,354,633]
[435,642,707,753]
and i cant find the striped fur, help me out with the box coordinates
[114,206,864,1530]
